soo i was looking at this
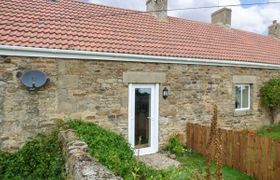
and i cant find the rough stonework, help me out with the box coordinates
[0,56,279,151]
[59,129,121,180]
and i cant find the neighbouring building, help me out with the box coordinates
[0,0,279,154]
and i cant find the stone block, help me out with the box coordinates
[123,72,166,83]
[58,75,79,89]
[233,75,256,84]
[58,100,77,113]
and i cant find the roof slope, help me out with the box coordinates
[0,0,280,65]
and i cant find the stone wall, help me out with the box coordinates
[0,56,279,151]
[0,58,6,149]
[59,129,121,180]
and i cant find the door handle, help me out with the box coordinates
[147,117,153,121]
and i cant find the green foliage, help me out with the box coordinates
[257,124,280,139]
[67,120,253,180]
[260,78,280,109]
[165,134,184,156]
[0,130,65,180]
[260,78,280,123]
[67,120,138,178]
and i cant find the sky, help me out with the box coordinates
[87,0,280,35]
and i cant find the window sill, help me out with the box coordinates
[234,109,254,116]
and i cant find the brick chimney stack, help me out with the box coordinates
[211,8,232,26]
[268,20,280,39]
[146,0,168,21]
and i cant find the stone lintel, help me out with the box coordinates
[233,75,256,84]
[123,72,166,83]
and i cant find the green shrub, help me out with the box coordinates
[165,134,185,156]
[0,130,65,180]
[260,78,280,124]
[67,120,139,178]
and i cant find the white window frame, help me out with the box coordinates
[235,84,250,111]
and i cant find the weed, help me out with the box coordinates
[165,134,185,156]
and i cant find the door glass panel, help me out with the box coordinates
[135,88,151,148]
[242,86,249,108]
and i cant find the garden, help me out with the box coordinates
[0,120,255,179]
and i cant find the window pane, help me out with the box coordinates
[242,86,249,108]
[235,86,241,109]
[135,88,151,148]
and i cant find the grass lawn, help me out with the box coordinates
[257,123,280,139]
[68,120,254,180]
[177,150,254,180]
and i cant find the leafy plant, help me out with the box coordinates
[0,129,65,180]
[67,120,188,179]
[165,134,185,156]
[260,78,280,124]
[67,120,141,178]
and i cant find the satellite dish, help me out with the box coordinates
[17,70,49,91]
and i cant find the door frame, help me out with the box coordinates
[128,83,159,155]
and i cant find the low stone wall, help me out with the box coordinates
[59,129,121,180]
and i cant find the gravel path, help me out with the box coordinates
[139,153,180,170]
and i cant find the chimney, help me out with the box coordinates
[146,0,168,21]
[211,8,232,26]
[268,20,280,39]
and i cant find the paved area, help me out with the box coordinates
[139,153,180,170]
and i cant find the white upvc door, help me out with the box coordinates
[128,84,159,155]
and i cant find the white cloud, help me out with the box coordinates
[88,0,280,35]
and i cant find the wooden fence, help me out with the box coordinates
[186,123,280,180]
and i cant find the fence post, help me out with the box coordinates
[274,140,280,180]
[186,123,190,148]
[254,136,263,179]
[239,131,248,172]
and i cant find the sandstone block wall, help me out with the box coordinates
[59,129,121,180]
[0,56,279,151]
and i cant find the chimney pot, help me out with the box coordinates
[146,0,168,21]
[211,8,232,26]
[269,20,280,39]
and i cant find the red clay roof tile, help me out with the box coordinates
[0,0,280,65]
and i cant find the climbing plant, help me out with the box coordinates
[260,78,280,124]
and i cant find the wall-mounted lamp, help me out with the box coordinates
[162,87,169,99]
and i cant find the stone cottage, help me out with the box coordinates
[0,0,280,155]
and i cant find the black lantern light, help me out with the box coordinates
[162,87,169,99]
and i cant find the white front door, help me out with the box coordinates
[128,84,159,155]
